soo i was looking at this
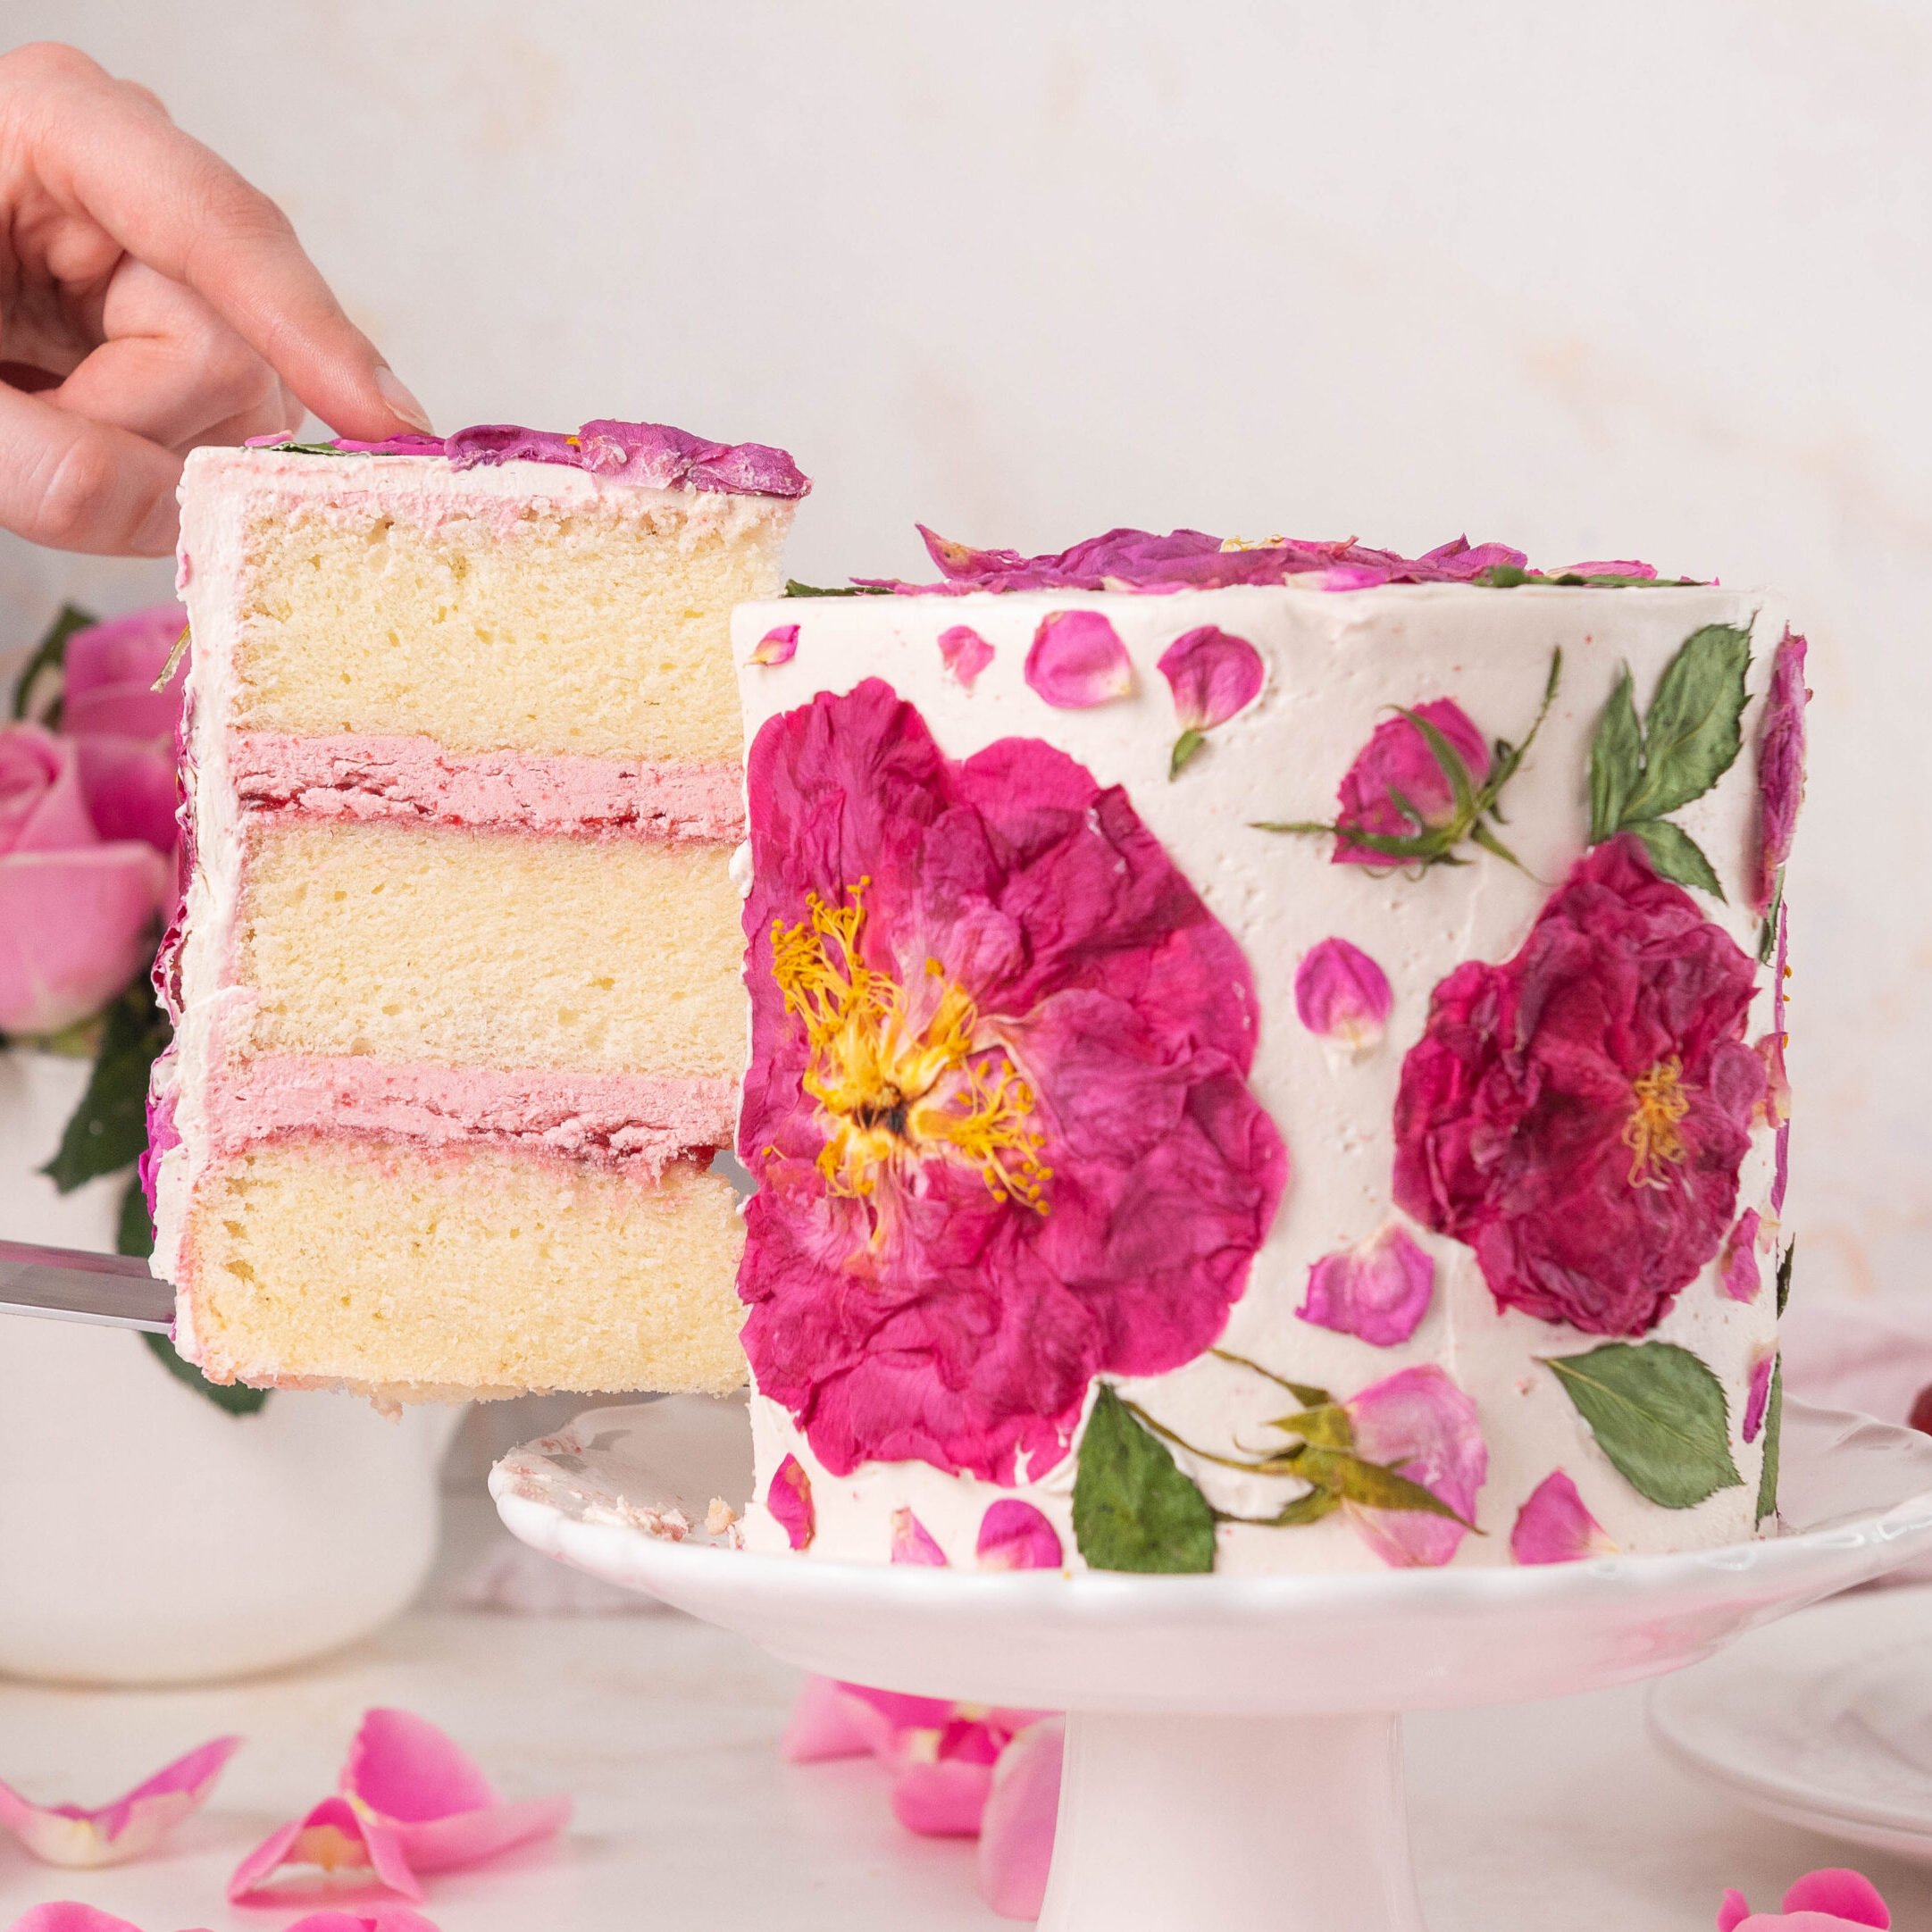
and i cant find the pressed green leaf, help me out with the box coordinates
[140,1334,270,1416]
[1588,665,1643,842]
[1169,728,1206,779]
[41,976,170,1193]
[1776,1240,1794,1319]
[1298,1446,1468,1521]
[1072,1385,1217,1573]
[117,1171,154,1259]
[1625,818,1724,899]
[1266,1403,1355,1451]
[11,602,96,724]
[1625,623,1752,821]
[1260,1487,1343,1527]
[1544,1342,1743,1509]
[1755,1359,1783,1526]
[782,579,892,598]
[1468,819,1526,871]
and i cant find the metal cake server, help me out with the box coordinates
[0,1237,172,1332]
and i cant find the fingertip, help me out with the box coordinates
[373,365,435,435]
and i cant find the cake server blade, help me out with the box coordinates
[0,1238,172,1332]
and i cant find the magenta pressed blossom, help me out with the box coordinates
[975,1499,1064,1571]
[1298,1224,1435,1347]
[1752,628,1809,916]
[1393,838,1763,1337]
[749,623,800,666]
[1510,1471,1615,1566]
[1024,609,1134,708]
[738,679,1287,1484]
[937,623,995,690]
[1293,937,1393,1054]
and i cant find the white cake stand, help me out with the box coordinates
[491,1395,1932,1932]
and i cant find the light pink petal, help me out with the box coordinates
[836,1684,960,1746]
[938,624,995,690]
[890,1507,949,1566]
[283,1913,443,1932]
[0,846,170,1034]
[73,737,178,855]
[1510,1471,1616,1566]
[3,1907,160,1932]
[978,1719,1063,1921]
[1293,937,1393,1054]
[1781,1869,1890,1927]
[1024,610,1133,708]
[1720,1209,1764,1303]
[975,1499,1064,1571]
[1,724,97,853]
[1556,560,1657,579]
[769,1454,815,1549]
[1343,1365,1487,1568]
[228,1795,420,1903]
[389,1796,571,1876]
[749,623,799,667]
[0,1735,240,1869]
[891,1758,993,1837]
[782,1678,882,1763]
[1155,625,1265,732]
[1717,1888,1752,1932]
[62,606,188,706]
[1300,1225,1434,1347]
[342,1710,496,1823]
[1744,1352,1776,1444]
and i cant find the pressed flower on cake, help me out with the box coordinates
[739,679,1287,1484]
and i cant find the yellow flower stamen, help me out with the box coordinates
[770,882,1051,1224]
[1623,1056,1691,1187]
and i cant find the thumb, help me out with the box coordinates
[0,382,180,555]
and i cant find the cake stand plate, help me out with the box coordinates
[491,1397,1932,1932]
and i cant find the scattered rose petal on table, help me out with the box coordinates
[780,1678,881,1763]
[229,1794,419,1903]
[978,1718,1064,1921]
[3,1909,192,1932]
[0,1735,241,1868]
[1718,1865,1890,1929]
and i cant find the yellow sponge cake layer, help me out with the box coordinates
[232,495,784,761]
[184,1137,747,1397]
[238,820,746,1077]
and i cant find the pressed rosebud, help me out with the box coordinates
[1024,610,1133,708]
[1293,937,1393,1056]
[1299,1224,1435,1347]
[769,1454,815,1550]
[1510,1471,1617,1566]
[890,1506,949,1566]
[1157,625,1264,775]
[1743,1351,1777,1444]
[974,1499,1064,1571]
[749,623,800,666]
[937,623,995,690]
[1719,1210,1764,1303]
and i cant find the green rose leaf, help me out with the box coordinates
[41,976,170,1193]
[1295,1446,1469,1523]
[1543,1341,1743,1510]
[1776,1239,1794,1318]
[1624,623,1752,821]
[1588,665,1643,843]
[1623,817,1724,899]
[1072,1385,1217,1573]
[1168,728,1207,779]
[10,601,97,725]
[782,579,892,598]
[1755,1358,1783,1526]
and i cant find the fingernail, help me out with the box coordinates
[374,365,435,434]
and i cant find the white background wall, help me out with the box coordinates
[3,0,1927,1307]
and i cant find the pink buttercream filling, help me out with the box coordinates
[230,733,744,841]
[207,1057,737,1175]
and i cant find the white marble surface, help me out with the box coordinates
[0,1499,1923,1931]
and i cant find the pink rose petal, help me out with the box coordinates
[975,1499,1064,1571]
[1510,1471,1616,1566]
[1024,610,1133,708]
[229,1794,420,1903]
[1744,1351,1776,1444]
[1718,1888,1752,1932]
[0,1735,240,1869]
[1299,1224,1435,1347]
[1,724,96,852]
[1293,937,1393,1055]
[938,624,995,690]
[1781,1869,1890,1926]
[1752,628,1809,916]
[891,1507,949,1567]
[284,1913,444,1932]
[769,1455,815,1549]
[1156,625,1264,732]
[3,1909,173,1932]
[978,1719,1063,1921]
[781,1678,880,1763]
[1342,1365,1487,1568]
[1720,1209,1765,1303]
[891,1758,994,1837]
[749,623,799,667]
[1332,700,1492,866]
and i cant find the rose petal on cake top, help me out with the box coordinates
[1333,700,1492,866]
[975,1500,1064,1571]
[1293,938,1393,1056]
[938,624,996,690]
[1157,625,1264,774]
[1299,1225,1435,1347]
[1720,1210,1764,1304]
[1393,838,1763,1337]
[229,1794,419,1903]
[0,1736,240,1869]
[1024,610,1133,708]
[1510,1471,1617,1566]
[769,1455,815,1549]
[977,1719,1064,1922]
[891,1507,949,1566]
[1556,559,1658,579]
[1342,1365,1486,1568]
[740,680,1287,1484]
[749,623,800,667]
[1743,1351,1777,1445]
[1752,629,1810,916]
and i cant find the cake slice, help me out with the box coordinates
[146,421,807,1399]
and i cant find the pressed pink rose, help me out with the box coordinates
[1751,629,1809,916]
[1157,626,1264,772]
[0,723,168,1034]
[768,1456,815,1550]
[1024,609,1133,707]
[977,1719,1063,1921]
[1332,700,1492,866]
[1299,1224,1435,1347]
[1510,1471,1616,1565]
[1393,839,1763,1336]
[1718,1867,1890,1930]
[1342,1365,1486,1568]
[975,1499,1064,1571]
[890,1507,948,1566]
[740,681,1288,1482]
[749,623,799,667]
[938,624,995,689]
[1293,937,1393,1055]
[0,1735,238,1868]
[1720,1210,1764,1303]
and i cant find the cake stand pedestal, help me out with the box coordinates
[491,1397,1932,1932]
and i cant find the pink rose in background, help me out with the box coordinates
[62,605,187,855]
[1332,700,1491,865]
[0,723,169,1035]
[1718,1867,1890,1930]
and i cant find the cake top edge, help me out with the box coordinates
[233,418,811,499]
[827,524,1702,597]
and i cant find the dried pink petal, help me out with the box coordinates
[229,1794,419,1903]
[975,1499,1064,1571]
[769,1455,815,1549]
[1023,610,1133,708]
[1342,1365,1487,1568]
[1744,1351,1776,1444]
[1752,629,1809,916]
[1719,1210,1764,1304]
[890,1507,949,1566]
[1293,937,1393,1055]
[1299,1225,1435,1347]
[0,1735,239,1869]
[749,623,799,667]
[977,1719,1064,1921]
[938,624,996,689]
[1510,1471,1616,1566]
[1156,625,1264,732]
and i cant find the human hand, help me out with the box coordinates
[0,41,432,556]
